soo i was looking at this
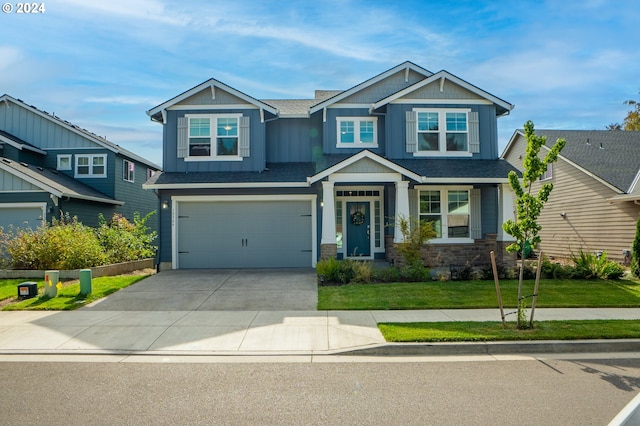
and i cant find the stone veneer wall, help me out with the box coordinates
[385,234,517,268]
[320,244,338,260]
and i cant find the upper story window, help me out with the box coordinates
[416,108,470,154]
[57,154,72,171]
[336,117,378,148]
[75,154,106,178]
[186,114,241,159]
[540,163,553,181]
[123,160,134,182]
[418,187,472,241]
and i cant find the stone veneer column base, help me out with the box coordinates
[320,244,338,260]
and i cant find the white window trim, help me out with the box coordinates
[185,113,242,161]
[413,108,472,158]
[56,154,72,171]
[336,117,378,148]
[540,163,553,181]
[75,154,107,178]
[123,159,135,183]
[416,185,474,244]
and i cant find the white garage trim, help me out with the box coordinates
[170,194,317,269]
[0,202,47,227]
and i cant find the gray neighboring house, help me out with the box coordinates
[0,94,161,232]
[502,129,640,263]
[144,61,520,270]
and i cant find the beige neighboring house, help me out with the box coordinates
[502,130,640,264]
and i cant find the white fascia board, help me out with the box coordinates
[328,172,402,183]
[69,194,124,205]
[0,162,63,197]
[500,130,525,159]
[421,177,511,184]
[0,134,47,155]
[171,194,316,203]
[143,181,310,190]
[309,62,434,114]
[167,104,259,111]
[147,79,278,120]
[371,70,514,113]
[308,150,423,184]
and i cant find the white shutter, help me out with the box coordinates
[405,110,417,153]
[469,111,480,154]
[177,116,188,158]
[470,188,482,239]
[239,116,250,157]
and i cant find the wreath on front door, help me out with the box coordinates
[351,210,366,225]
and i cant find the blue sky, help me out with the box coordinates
[1,0,638,166]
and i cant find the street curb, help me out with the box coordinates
[339,339,640,356]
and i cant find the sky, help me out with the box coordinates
[1,0,638,166]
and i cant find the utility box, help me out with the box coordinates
[17,282,38,299]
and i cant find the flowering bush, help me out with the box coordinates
[95,212,156,264]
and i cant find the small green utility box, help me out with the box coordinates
[79,269,92,296]
[17,282,38,299]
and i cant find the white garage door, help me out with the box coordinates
[0,204,44,232]
[176,199,313,268]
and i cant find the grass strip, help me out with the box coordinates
[379,320,640,342]
[2,274,150,310]
[318,279,640,310]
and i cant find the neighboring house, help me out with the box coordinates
[0,94,161,232]
[144,61,519,270]
[502,129,640,264]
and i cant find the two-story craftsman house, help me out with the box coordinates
[144,61,518,270]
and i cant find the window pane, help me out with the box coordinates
[77,157,89,166]
[420,215,442,238]
[77,165,89,175]
[189,141,211,156]
[340,121,354,143]
[446,113,467,131]
[360,121,374,143]
[189,118,210,137]
[418,112,438,131]
[217,137,238,156]
[446,133,468,151]
[217,118,237,137]
[418,133,439,151]
[447,215,469,238]
[420,191,441,213]
[448,191,469,214]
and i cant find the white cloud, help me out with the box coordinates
[55,0,187,25]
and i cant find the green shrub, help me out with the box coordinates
[95,212,157,263]
[316,257,343,283]
[5,215,106,270]
[399,261,430,282]
[632,215,640,277]
[350,260,374,284]
[571,250,625,280]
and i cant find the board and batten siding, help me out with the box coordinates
[113,158,159,232]
[504,136,640,263]
[266,116,322,163]
[322,108,385,156]
[339,69,427,104]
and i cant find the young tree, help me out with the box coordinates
[623,95,640,130]
[502,120,566,329]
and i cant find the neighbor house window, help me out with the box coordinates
[419,188,471,240]
[147,168,156,179]
[415,108,470,154]
[336,117,378,147]
[123,160,134,182]
[57,154,72,171]
[75,154,106,178]
[540,163,553,181]
[187,114,240,158]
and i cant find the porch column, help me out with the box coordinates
[394,180,410,243]
[497,183,516,242]
[321,181,336,245]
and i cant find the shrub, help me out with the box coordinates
[399,260,430,282]
[571,250,625,280]
[394,215,436,266]
[95,212,157,264]
[5,214,106,270]
[632,215,640,278]
[316,257,343,283]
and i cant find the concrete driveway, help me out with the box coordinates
[83,269,318,311]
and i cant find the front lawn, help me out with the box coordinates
[318,278,640,310]
[1,273,151,310]
[379,320,640,342]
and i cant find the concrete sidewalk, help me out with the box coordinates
[0,308,639,356]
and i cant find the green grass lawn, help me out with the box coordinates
[379,320,640,342]
[318,278,640,310]
[1,274,151,310]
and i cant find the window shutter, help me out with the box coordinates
[177,116,188,158]
[470,188,482,239]
[408,188,418,230]
[239,116,250,157]
[405,110,417,153]
[469,111,480,153]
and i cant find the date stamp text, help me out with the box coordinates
[2,3,46,14]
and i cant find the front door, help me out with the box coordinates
[346,202,370,257]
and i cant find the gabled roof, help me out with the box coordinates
[0,95,160,170]
[146,79,278,122]
[0,158,123,205]
[503,129,640,193]
[371,70,514,116]
[308,61,433,114]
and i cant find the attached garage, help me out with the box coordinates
[0,203,45,231]
[173,196,315,268]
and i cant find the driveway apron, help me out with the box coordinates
[82,269,318,311]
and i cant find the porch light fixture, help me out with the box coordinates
[162,201,169,209]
